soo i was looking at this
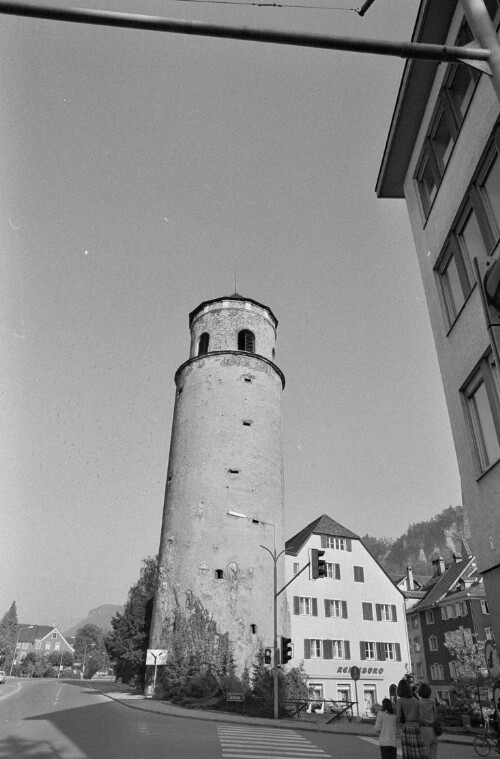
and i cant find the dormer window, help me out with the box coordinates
[238,330,255,353]
[198,332,210,355]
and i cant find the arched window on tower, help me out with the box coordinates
[198,332,210,355]
[238,329,255,353]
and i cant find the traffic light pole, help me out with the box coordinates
[260,544,285,721]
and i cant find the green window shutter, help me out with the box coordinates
[293,596,299,615]
[346,538,352,551]
[324,600,331,618]
[335,564,341,580]
[321,535,326,548]
[344,640,350,660]
[391,605,397,622]
[342,601,348,619]
[360,641,366,660]
[362,603,372,620]
[376,642,386,661]
[395,643,401,661]
[312,598,318,616]
[304,639,311,659]
[323,639,333,659]
[376,604,382,621]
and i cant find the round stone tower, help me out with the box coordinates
[150,293,286,671]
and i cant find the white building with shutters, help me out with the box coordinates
[285,515,411,716]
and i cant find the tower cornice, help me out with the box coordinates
[174,350,285,389]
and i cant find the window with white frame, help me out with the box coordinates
[415,20,480,218]
[35,641,41,649]
[456,601,467,617]
[376,604,396,622]
[416,663,424,679]
[331,640,345,659]
[486,627,496,642]
[363,642,376,660]
[326,537,346,550]
[55,642,60,650]
[411,616,419,629]
[414,637,421,653]
[326,562,341,580]
[298,597,314,615]
[45,643,51,650]
[426,610,435,624]
[22,642,28,649]
[481,600,490,614]
[325,599,347,619]
[384,643,396,661]
[462,352,500,473]
[309,639,322,658]
[429,635,438,651]
[430,663,445,680]
[52,633,57,639]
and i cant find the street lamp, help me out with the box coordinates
[227,510,284,720]
[9,626,34,676]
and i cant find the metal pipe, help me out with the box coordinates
[461,0,500,100]
[355,0,378,17]
[0,2,490,62]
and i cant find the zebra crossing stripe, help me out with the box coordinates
[217,725,332,758]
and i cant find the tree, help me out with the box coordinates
[48,650,74,669]
[159,590,236,701]
[74,624,106,678]
[0,602,18,671]
[444,630,492,712]
[104,556,157,686]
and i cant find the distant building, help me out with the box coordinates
[285,515,410,715]
[405,549,494,703]
[377,0,500,646]
[13,625,74,665]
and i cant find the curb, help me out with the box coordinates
[89,688,476,745]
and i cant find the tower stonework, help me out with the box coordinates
[150,294,286,671]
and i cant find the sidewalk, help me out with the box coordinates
[93,683,477,747]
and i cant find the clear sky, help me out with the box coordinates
[1,0,461,630]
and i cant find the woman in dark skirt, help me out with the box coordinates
[396,679,429,759]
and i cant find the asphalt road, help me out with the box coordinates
[0,679,479,759]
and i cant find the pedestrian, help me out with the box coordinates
[396,678,429,759]
[374,698,398,759]
[417,683,439,759]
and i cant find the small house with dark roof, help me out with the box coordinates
[285,515,410,714]
[13,624,74,667]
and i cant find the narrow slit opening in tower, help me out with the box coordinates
[242,420,252,426]
[215,569,224,579]
[228,469,240,474]
[250,624,257,634]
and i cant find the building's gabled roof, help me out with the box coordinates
[16,625,75,651]
[189,293,278,328]
[410,556,476,612]
[17,625,54,643]
[285,514,360,556]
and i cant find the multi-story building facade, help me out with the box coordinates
[377,0,500,646]
[13,625,74,666]
[285,515,410,716]
[406,551,494,702]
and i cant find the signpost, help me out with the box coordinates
[350,665,361,718]
[146,649,168,698]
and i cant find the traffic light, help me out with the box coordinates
[281,636,293,664]
[311,548,327,579]
[264,648,272,665]
[484,250,500,310]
